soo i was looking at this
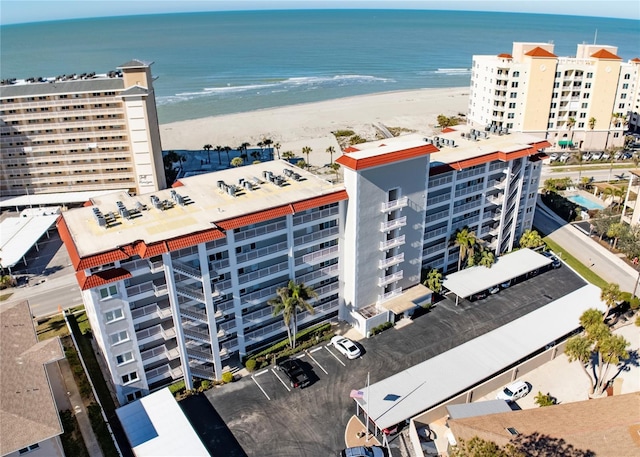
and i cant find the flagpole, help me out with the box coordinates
[365,371,370,442]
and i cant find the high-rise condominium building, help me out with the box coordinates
[58,127,548,404]
[0,60,166,198]
[468,42,640,151]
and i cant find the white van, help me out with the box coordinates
[496,380,530,402]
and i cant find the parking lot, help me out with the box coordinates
[182,264,586,457]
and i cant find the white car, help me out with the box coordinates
[496,380,530,402]
[331,336,361,359]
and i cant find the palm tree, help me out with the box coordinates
[453,227,477,271]
[600,283,621,320]
[424,268,443,293]
[257,141,264,158]
[274,142,281,160]
[575,152,584,184]
[329,162,340,182]
[282,150,295,160]
[268,280,318,348]
[567,117,576,147]
[250,151,260,162]
[302,146,312,167]
[203,144,212,164]
[588,117,597,150]
[519,229,544,249]
[478,249,495,268]
[263,138,273,159]
[223,146,232,164]
[214,145,223,165]
[326,146,335,165]
[295,159,307,170]
[230,157,244,168]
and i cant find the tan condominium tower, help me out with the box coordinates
[468,42,640,151]
[0,60,167,198]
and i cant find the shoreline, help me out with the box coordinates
[159,86,470,167]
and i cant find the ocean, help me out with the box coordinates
[1,9,638,124]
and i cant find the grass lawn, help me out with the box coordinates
[36,313,69,341]
[542,236,608,289]
[0,292,13,301]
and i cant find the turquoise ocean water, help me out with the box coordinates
[1,10,638,124]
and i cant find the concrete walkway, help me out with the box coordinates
[534,201,639,293]
[59,358,104,457]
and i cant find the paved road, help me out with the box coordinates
[541,164,632,184]
[534,202,639,293]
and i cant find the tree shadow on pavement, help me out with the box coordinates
[179,394,248,457]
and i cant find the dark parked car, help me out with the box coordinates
[276,358,311,388]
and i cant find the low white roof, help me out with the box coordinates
[0,215,59,268]
[355,284,606,430]
[116,388,208,457]
[442,248,552,298]
[0,189,129,208]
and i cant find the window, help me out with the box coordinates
[586,72,593,78]
[116,351,134,365]
[508,113,515,119]
[509,102,516,108]
[550,102,557,109]
[547,122,554,129]
[583,93,590,99]
[18,444,40,454]
[105,308,124,323]
[122,371,139,384]
[509,92,517,98]
[580,113,586,119]
[506,123,513,128]
[553,82,560,88]
[624,73,630,80]
[555,71,561,78]
[110,330,128,345]
[581,103,588,109]
[585,83,591,89]
[623,83,629,89]
[621,94,627,99]
[619,103,625,109]
[99,285,118,299]
[511,82,518,88]
[126,391,143,402]
[578,122,585,128]
[513,71,519,77]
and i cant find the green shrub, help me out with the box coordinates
[370,321,394,336]
[168,380,186,395]
[222,372,234,383]
[245,358,257,372]
[87,403,119,457]
[534,391,556,407]
[333,129,355,137]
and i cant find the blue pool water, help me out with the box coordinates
[567,195,605,210]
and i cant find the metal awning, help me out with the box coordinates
[354,284,606,431]
[442,248,552,299]
[558,140,573,146]
[379,284,433,314]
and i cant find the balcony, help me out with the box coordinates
[378,253,404,269]
[293,227,338,247]
[234,220,287,242]
[377,288,402,304]
[379,235,405,251]
[141,344,180,365]
[152,280,167,297]
[378,271,403,287]
[237,241,288,264]
[186,347,214,363]
[292,206,339,225]
[486,193,504,206]
[427,192,451,206]
[172,260,202,281]
[183,326,211,343]
[145,363,183,385]
[454,183,484,198]
[380,216,407,232]
[147,258,164,273]
[296,246,339,267]
[191,366,215,381]
[180,304,208,323]
[488,179,506,190]
[425,209,449,224]
[238,260,289,284]
[131,301,172,323]
[380,196,409,213]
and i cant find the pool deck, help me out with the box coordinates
[563,189,606,210]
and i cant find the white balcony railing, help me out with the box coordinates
[377,288,402,304]
[380,216,407,232]
[378,253,404,269]
[380,196,409,212]
[379,235,406,251]
[378,271,404,287]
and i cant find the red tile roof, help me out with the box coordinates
[336,144,438,171]
[83,200,94,207]
[525,47,557,58]
[343,146,360,153]
[498,53,513,59]
[216,205,294,230]
[292,190,349,212]
[632,57,640,63]
[77,249,130,270]
[441,127,457,133]
[77,268,132,291]
[591,49,622,60]
[171,180,185,187]
[166,229,225,251]
[138,241,169,258]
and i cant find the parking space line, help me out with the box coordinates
[305,350,328,374]
[309,346,323,354]
[251,375,271,400]
[254,368,270,377]
[324,346,346,366]
[271,368,291,392]
[294,353,306,359]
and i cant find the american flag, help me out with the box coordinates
[349,389,364,399]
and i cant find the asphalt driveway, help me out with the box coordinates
[183,264,586,457]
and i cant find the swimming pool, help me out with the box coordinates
[566,194,606,210]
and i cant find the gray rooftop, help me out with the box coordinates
[0,77,124,98]
[0,301,65,455]
[446,399,512,420]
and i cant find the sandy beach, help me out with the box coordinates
[159,87,469,167]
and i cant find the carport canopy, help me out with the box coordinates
[0,214,59,269]
[0,189,129,209]
[354,284,606,431]
[442,248,552,299]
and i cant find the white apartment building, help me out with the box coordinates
[468,42,640,151]
[0,60,166,198]
[59,129,548,404]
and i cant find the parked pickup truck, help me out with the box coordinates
[276,358,311,388]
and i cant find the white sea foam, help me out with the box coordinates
[157,74,394,105]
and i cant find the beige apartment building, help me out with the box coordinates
[468,42,640,151]
[0,60,166,199]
